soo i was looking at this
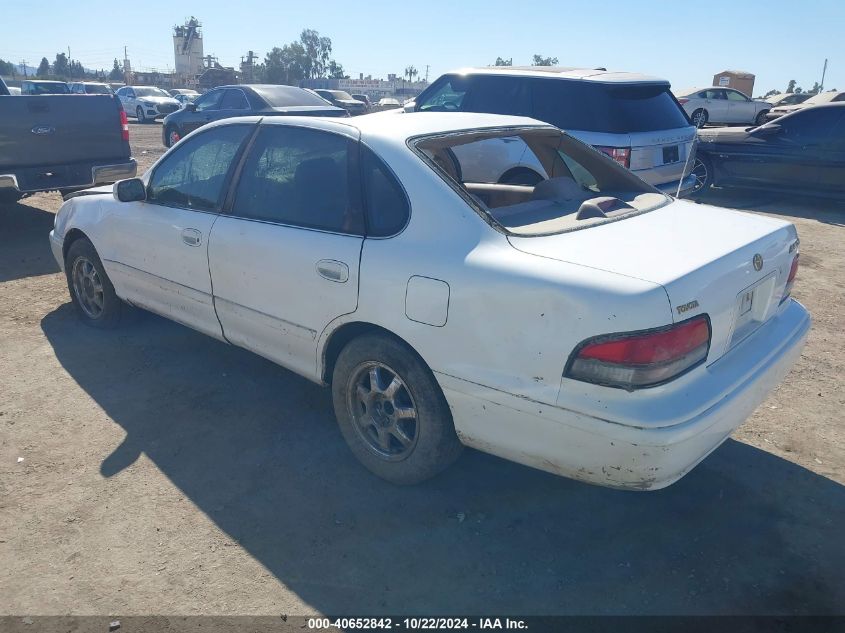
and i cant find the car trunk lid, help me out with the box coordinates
[507,200,798,363]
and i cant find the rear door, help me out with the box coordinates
[208,123,364,379]
[725,89,752,123]
[706,89,730,122]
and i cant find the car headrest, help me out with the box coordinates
[531,177,586,202]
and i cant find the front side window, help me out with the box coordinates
[416,75,470,111]
[361,147,410,236]
[195,90,223,112]
[148,125,251,211]
[231,126,363,234]
[726,90,749,102]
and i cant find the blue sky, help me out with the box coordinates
[2,0,841,95]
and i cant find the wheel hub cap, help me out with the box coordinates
[71,257,104,319]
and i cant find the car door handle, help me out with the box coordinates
[316,259,349,283]
[181,228,202,247]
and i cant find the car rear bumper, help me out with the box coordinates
[0,159,136,194]
[436,299,810,490]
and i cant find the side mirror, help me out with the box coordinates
[113,178,146,202]
[184,102,197,112]
[753,123,782,136]
[403,102,415,113]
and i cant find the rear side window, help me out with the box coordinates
[232,126,363,235]
[148,125,251,211]
[530,80,690,133]
[220,89,249,110]
[361,147,409,236]
[462,76,531,116]
[780,108,844,145]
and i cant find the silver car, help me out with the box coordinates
[116,86,180,123]
[675,87,771,128]
[767,90,845,120]
[405,67,698,195]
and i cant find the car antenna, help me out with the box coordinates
[676,132,698,198]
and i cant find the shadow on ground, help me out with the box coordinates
[0,198,61,282]
[41,305,845,615]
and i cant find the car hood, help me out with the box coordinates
[696,126,754,144]
[137,96,179,105]
[770,104,803,113]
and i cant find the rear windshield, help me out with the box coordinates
[253,85,330,107]
[26,82,70,94]
[84,84,113,94]
[330,90,354,100]
[412,127,669,236]
[418,75,690,133]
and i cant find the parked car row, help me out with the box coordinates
[674,87,771,127]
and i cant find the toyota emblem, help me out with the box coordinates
[753,254,763,271]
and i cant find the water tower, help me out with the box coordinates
[173,17,204,86]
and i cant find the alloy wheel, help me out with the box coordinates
[71,256,105,319]
[690,158,709,193]
[347,362,419,461]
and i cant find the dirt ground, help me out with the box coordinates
[1,122,843,616]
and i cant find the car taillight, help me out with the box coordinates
[677,98,689,105]
[781,254,799,304]
[565,315,711,390]
[597,146,631,169]
[120,108,129,142]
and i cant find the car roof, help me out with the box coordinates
[252,111,549,141]
[446,66,668,85]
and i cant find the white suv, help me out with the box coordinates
[402,67,697,195]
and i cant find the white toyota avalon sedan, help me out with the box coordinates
[49,113,810,489]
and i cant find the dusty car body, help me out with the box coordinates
[49,113,809,489]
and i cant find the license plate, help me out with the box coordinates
[662,145,680,164]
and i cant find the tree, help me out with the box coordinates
[405,65,418,83]
[763,89,780,98]
[0,59,16,77]
[786,79,796,94]
[53,52,69,77]
[494,57,512,66]
[37,57,50,77]
[806,82,821,95]
[299,28,332,79]
[109,59,123,81]
[264,43,308,85]
[327,60,347,79]
[532,54,558,66]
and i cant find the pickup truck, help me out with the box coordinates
[0,76,136,203]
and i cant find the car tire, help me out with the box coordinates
[691,108,708,128]
[136,106,146,124]
[689,155,712,197]
[755,111,769,126]
[498,168,544,186]
[165,125,181,148]
[65,238,124,329]
[332,333,464,484]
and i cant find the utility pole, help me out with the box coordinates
[19,60,28,77]
[820,58,828,93]
[425,64,429,83]
[68,46,72,80]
